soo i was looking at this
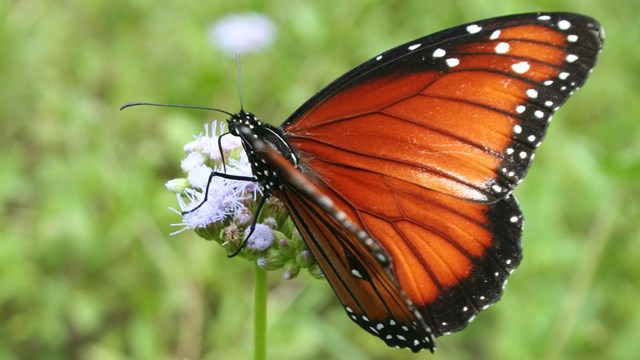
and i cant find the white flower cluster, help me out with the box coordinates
[167,120,260,235]
[166,119,321,279]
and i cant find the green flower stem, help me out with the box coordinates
[254,264,267,360]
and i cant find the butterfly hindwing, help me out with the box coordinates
[292,157,524,336]
[249,138,436,352]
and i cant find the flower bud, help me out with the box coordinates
[256,248,286,270]
[234,207,253,225]
[165,178,190,193]
[298,249,315,268]
[282,263,301,280]
[308,263,325,279]
[245,224,274,252]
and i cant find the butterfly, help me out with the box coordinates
[209,12,602,352]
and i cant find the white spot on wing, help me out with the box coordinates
[526,89,539,99]
[566,54,579,63]
[490,30,501,40]
[558,20,571,30]
[466,24,482,34]
[318,195,333,208]
[408,43,421,51]
[445,58,460,67]
[495,42,510,54]
[512,61,530,74]
[432,48,446,58]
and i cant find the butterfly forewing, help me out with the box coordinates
[284,13,603,203]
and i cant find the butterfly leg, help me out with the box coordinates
[181,171,257,215]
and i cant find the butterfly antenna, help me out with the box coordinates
[120,101,233,117]
[236,52,245,112]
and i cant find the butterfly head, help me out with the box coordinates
[227,111,262,137]
[227,111,298,192]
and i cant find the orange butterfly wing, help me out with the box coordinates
[284,13,603,202]
[242,12,602,352]
[250,133,519,351]
[298,161,523,336]
[244,139,435,349]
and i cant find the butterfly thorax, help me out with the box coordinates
[228,111,298,191]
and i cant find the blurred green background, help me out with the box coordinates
[2,0,639,359]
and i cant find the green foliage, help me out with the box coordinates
[1,0,638,359]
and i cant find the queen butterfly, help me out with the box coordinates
[204,12,602,352]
